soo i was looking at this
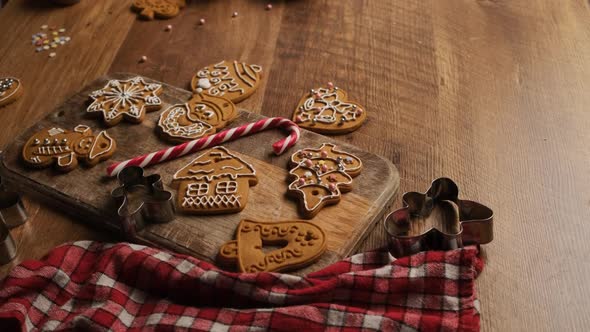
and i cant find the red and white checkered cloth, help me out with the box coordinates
[0,241,483,331]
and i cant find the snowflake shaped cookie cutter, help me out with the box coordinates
[111,166,175,241]
[87,76,163,126]
[383,177,494,258]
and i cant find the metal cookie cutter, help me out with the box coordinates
[0,219,16,265]
[111,166,175,241]
[0,190,28,229]
[383,177,493,258]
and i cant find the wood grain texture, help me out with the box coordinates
[1,0,590,330]
[0,74,399,275]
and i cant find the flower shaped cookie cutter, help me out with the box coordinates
[383,177,493,257]
[111,166,175,240]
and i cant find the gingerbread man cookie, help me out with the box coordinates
[218,219,327,273]
[293,84,367,134]
[157,93,237,143]
[87,77,163,126]
[22,125,116,172]
[131,0,186,20]
[173,147,258,214]
[190,60,262,103]
[0,77,23,108]
[287,143,362,219]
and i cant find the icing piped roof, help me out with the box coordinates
[173,146,256,182]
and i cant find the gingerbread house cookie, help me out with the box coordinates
[190,60,262,103]
[288,143,362,218]
[0,77,23,108]
[293,84,367,134]
[218,219,327,273]
[173,146,257,214]
[87,77,163,126]
[22,125,116,172]
[157,93,237,142]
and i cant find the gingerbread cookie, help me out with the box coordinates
[287,143,362,219]
[131,0,186,20]
[173,147,257,214]
[293,84,367,134]
[0,77,23,108]
[190,60,262,103]
[218,219,327,273]
[22,125,116,172]
[157,93,237,142]
[87,77,163,126]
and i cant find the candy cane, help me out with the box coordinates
[106,117,300,177]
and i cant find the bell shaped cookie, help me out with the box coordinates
[218,219,327,273]
[190,60,262,103]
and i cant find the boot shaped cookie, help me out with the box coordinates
[22,125,116,172]
[218,219,327,273]
[288,143,362,219]
[293,85,367,134]
[190,60,262,103]
[131,0,186,20]
[157,93,237,142]
[173,147,257,214]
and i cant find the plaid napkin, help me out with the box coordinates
[0,241,483,331]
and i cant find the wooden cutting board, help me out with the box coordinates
[0,73,399,274]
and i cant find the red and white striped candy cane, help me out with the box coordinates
[106,117,300,177]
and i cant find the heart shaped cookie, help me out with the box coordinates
[157,93,237,143]
[292,85,367,134]
[218,219,327,273]
[190,60,262,103]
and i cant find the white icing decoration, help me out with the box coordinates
[196,61,261,97]
[298,88,361,125]
[288,143,362,213]
[87,77,162,122]
[159,105,213,139]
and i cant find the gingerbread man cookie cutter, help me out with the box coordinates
[383,177,493,258]
[111,166,175,240]
[218,219,327,273]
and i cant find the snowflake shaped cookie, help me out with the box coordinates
[87,77,163,126]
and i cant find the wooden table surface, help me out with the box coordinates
[1,1,589,330]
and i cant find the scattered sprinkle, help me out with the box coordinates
[139,55,148,63]
[327,81,334,89]
[49,52,56,58]
[31,26,71,55]
[266,4,272,10]
[165,25,172,31]
[232,11,238,18]
[199,18,206,25]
